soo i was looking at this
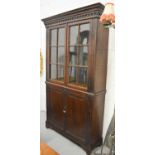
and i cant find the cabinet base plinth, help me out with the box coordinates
[45,120,103,155]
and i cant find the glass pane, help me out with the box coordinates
[69,46,77,65]
[78,67,88,87]
[51,47,57,63]
[50,64,57,80]
[79,46,88,66]
[57,65,64,81]
[68,66,77,84]
[58,28,65,46]
[70,26,78,45]
[51,29,57,46]
[58,47,65,64]
[80,24,90,45]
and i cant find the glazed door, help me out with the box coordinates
[67,22,90,89]
[48,26,66,83]
[65,93,88,143]
[47,88,65,130]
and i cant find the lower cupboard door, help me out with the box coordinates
[47,88,65,130]
[65,94,88,143]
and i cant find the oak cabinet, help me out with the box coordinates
[42,3,109,155]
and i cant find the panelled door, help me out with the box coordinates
[65,93,88,143]
[47,87,65,130]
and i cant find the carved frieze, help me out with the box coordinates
[42,3,104,27]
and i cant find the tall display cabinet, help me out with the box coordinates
[42,3,109,155]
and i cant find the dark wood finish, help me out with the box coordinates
[42,3,109,155]
[65,94,87,142]
[46,87,65,130]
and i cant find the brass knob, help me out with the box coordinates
[63,110,66,113]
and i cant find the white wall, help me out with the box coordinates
[103,28,115,139]
[40,0,115,140]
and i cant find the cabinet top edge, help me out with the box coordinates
[42,3,104,27]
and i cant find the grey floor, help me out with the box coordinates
[40,111,108,155]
